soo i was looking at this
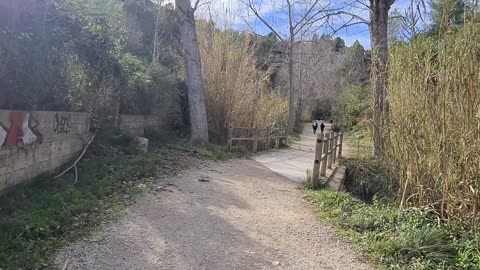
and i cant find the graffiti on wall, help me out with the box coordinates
[53,113,72,134]
[0,112,43,148]
[0,124,6,147]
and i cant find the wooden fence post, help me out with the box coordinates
[327,133,333,169]
[338,132,343,158]
[312,133,324,188]
[226,124,290,154]
[227,123,234,150]
[275,126,280,149]
[333,132,338,164]
[266,125,271,151]
[252,126,258,153]
[320,133,328,177]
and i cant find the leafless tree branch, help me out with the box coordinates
[193,0,211,12]
[292,0,322,29]
[239,0,285,41]
[193,0,201,11]
[329,10,369,24]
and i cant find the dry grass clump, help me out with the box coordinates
[387,23,480,225]
[198,23,288,142]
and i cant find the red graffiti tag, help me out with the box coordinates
[1,112,43,148]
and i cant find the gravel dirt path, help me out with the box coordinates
[55,156,371,270]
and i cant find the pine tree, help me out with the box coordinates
[429,0,465,33]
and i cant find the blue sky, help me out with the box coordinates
[202,0,429,49]
[333,0,422,48]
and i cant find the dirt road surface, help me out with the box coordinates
[55,125,371,270]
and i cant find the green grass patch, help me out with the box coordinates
[304,189,480,269]
[0,136,192,269]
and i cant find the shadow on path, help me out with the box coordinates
[55,123,371,270]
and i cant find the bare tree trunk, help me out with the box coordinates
[370,0,391,159]
[287,42,295,133]
[114,90,120,127]
[176,0,209,146]
[296,64,304,126]
[152,1,162,63]
[287,1,295,134]
[296,97,303,125]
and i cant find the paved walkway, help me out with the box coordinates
[253,122,337,183]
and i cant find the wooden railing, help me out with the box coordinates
[311,132,343,189]
[227,123,287,153]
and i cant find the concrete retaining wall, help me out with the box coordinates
[0,110,90,192]
[0,110,164,193]
[118,114,163,137]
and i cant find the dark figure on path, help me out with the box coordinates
[320,122,325,134]
[312,121,318,134]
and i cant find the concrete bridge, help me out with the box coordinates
[253,122,347,190]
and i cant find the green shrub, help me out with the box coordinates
[332,84,370,129]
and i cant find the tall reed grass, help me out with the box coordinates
[387,23,480,225]
[198,23,288,142]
